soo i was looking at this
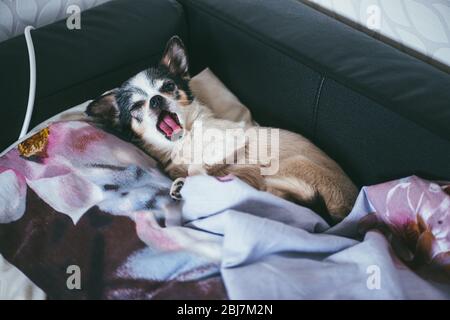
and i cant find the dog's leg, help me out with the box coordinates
[170,177,186,201]
[168,163,218,200]
[208,164,266,191]
[187,163,208,176]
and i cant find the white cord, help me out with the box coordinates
[19,26,36,139]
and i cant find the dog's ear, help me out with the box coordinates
[86,90,120,127]
[161,36,189,78]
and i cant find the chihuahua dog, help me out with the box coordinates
[87,36,357,221]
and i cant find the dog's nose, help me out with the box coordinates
[150,95,164,109]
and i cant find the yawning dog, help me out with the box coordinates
[86,36,358,221]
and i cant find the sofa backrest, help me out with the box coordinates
[179,0,450,186]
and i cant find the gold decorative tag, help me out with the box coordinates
[18,127,50,158]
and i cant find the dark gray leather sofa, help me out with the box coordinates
[1,0,449,187]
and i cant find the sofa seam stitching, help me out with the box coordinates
[313,76,326,140]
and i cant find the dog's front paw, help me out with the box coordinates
[170,177,186,201]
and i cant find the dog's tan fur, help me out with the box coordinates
[87,36,358,220]
[136,99,358,219]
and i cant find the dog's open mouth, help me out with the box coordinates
[157,111,182,140]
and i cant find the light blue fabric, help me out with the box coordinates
[181,175,450,299]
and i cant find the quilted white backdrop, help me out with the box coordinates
[0,0,111,42]
[305,0,450,69]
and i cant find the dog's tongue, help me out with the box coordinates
[159,113,181,137]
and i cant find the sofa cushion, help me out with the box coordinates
[316,79,450,185]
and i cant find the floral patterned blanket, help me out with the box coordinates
[0,119,449,299]
[0,121,225,299]
[361,176,450,274]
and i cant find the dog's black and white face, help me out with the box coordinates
[87,36,194,150]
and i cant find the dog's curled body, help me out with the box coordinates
[87,36,357,221]
[150,100,356,219]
